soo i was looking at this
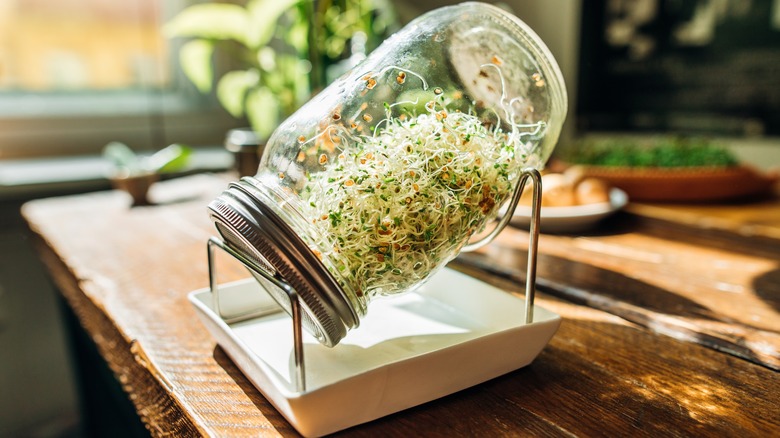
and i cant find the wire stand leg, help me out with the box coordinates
[524,169,542,324]
[207,237,307,392]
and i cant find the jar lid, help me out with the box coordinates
[208,178,359,347]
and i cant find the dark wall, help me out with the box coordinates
[577,0,780,137]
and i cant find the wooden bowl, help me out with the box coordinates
[570,165,776,202]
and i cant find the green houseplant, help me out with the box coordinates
[164,0,397,140]
[103,141,193,205]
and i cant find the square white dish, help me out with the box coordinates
[189,267,560,437]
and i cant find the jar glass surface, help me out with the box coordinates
[213,2,567,346]
[257,2,565,293]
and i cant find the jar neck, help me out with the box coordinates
[207,176,363,347]
[244,176,369,317]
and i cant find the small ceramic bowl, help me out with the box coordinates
[109,171,159,206]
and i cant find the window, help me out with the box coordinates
[0,0,241,159]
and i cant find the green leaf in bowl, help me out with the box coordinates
[147,144,193,173]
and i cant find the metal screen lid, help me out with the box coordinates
[207,178,358,347]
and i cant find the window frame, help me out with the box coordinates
[0,0,243,160]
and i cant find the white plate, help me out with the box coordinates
[507,188,628,233]
[189,268,560,437]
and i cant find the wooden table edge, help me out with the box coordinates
[25,223,209,437]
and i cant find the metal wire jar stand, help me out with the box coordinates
[206,169,542,392]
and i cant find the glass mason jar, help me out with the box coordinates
[209,2,567,347]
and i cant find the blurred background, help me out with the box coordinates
[0,0,778,436]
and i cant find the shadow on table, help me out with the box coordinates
[462,243,715,320]
[456,246,779,370]
[753,267,780,314]
[533,253,778,369]
[595,211,780,261]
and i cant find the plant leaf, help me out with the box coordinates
[163,4,250,44]
[103,141,140,173]
[246,0,301,49]
[256,46,276,72]
[147,144,193,173]
[246,86,280,140]
[286,17,309,53]
[216,69,260,117]
[179,40,214,93]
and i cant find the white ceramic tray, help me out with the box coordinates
[189,267,560,437]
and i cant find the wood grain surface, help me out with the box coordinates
[626,182,780,241]
[22,173,780,437]
[458,211,780,371]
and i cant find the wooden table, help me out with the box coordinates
[22,173,779,437]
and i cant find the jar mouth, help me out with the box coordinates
[208,177,360,347]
